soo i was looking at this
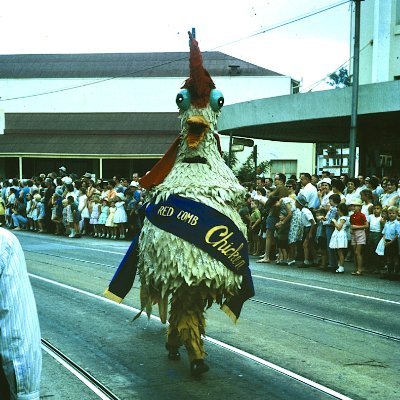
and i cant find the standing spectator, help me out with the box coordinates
[331,179,346,203]
[366,176,384,201]
[97,198,110,238]
[329,203,350,273]
[0,195,5,226]
[315,208,328,269]
[323,194,341,271]
[295,194,317,268]
[78,187,90,235]
[380,206,400,280]
[89,195,101,237]
[270,173,289,199]
[249,199,261,255]
[67,195,80,238]
[349,198,368,276]
[275,213,290,264]
[105,200,117,239]
[36,195,45,233]
[318,178,333,209]
[43,178,55,233]
[360,189,374,216]
[257,196,280,263]
[114,193,128,239]
[380,178,399,208]
[299,173,320,210]
[366,203,385,273]
[345,178,360,205]
[0,227,42,400]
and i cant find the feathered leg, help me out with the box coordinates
[167,285,206,362]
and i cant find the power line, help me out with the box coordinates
[0,0,351,102]
[300,40,372,93]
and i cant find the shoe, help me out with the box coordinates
[120,235,125,239]
[336,266,345,273]
[93,233,97,238]
[190,359,209,378]
[351,271,363,276]
[256,258,270,263]
[165,344,181,361]
[13,227,22,231]
[287,260,296,266]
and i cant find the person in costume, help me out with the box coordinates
[104,31,254,377]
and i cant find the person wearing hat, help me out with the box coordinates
[349,197,368,276]
[318,178,333,209]
[58,166,67,177]
[295,194,317,268]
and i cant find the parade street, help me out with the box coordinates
[15,230,399,400]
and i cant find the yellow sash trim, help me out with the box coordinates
[103,288,123,303]
[221,304,238,324]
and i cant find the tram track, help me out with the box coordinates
[249,298,400,343]
[32,273,354,400]
[41,338,122,400]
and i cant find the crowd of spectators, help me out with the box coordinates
[239,171,400,281]
[0,166,144,240]
[1,167,400,280]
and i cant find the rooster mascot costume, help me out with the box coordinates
[104,31,254,378]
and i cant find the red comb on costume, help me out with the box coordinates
[182,31,216,108]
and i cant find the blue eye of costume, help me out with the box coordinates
[209,89,224,111]
[176,89,191,110]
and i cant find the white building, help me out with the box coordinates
[0,51,313,179]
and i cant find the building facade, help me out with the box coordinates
[0,52,313,180]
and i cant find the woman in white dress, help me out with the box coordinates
[113,193,128,239]
[329,203,350,273]
[78,187,90,235]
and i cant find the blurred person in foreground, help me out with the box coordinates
[0,227,42,400]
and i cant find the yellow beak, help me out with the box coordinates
[186,116,210,149]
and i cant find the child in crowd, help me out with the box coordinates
[62,198,69,235]
[36,194,45,233]
[78,187,90,235]
[315,208,328,269]
[323,194,341,270]
[114,193,128,239]
[295,194,316,268]
[106,199,117,239]
[67,195,81,238]
[0,195,5,226]
[89,195,101,237]
[97,198,109,237]
[381,206,400,280]
[275,213,290,264]
[349,198,368,276]
[249,199,261,255]
[366,203,385,272]
[329,203,350,273]
[25,193,33,231]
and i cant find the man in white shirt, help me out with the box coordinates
[0,228,42,400]
[299,173,320,210]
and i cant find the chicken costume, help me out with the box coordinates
[104,32,254,377]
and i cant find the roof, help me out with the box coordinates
[0,132,178,157]
[1,112,180,157]
[0,52,284,79]
[4,112,180,132]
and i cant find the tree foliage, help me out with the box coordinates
[327,67,351,88]
[221,151,239,170]
[237,153,270,184]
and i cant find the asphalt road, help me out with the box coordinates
[15,231,400,400]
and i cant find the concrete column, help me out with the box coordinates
[99,158,103,179]
[19,157,23,180]
[372,0,392,82]
[0,109,4,135]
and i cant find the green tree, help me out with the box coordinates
[221,151,239,170]
[327,67,350,88]
[237,154,270,184]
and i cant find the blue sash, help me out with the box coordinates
[146,195,249,275]
[104,195,254,321]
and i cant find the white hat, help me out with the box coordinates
[318,177,332,186]
[116,192,125,200]
[59,166,66,172]
[130,181,139,187]
[62,176,73,184]
[350,197,363,206]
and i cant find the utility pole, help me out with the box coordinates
[348,0,363,177]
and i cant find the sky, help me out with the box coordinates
[0,0,353,91]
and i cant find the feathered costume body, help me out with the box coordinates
[105,33,252,372]
[136,33,249,365]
